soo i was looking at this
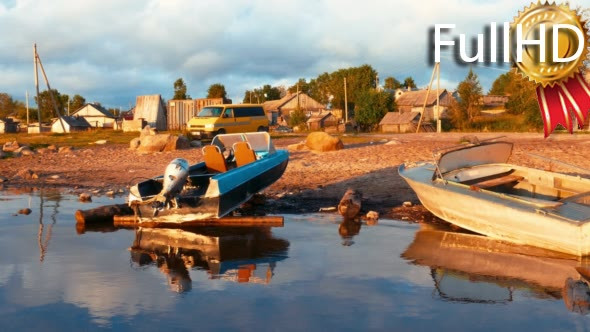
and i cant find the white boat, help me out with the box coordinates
[399,139,590,256]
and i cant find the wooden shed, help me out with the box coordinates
[263,92,326,125]
[51,116,91,133]
[71,103,116,128]
[306,112,338,131]
[134,95,167,131]
[395,89,454,121]
[379,112,434,133]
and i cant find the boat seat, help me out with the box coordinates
[202,145,228,173]
[233,141,257,167]
[472,174,524,189]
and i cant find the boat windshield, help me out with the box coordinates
[438,142,513,174]
[197,107,223,117]
[564,192,590,206]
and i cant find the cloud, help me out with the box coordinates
[0,0,586,107]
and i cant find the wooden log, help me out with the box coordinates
[75,204,134,225]
[338,188,362,220]
[113,215,284,228]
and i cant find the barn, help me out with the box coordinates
[51,116,91,133]
[134,95,167,131]
[71,103,117,128]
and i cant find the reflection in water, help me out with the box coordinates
[401,223,590,313]
[129,227,289,293]
[337,218,377,246]
[37,191,61,262]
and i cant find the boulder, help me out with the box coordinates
[137,134,191,153]
[338,188,362,219]
[15,146,34,156]
[79,193,92,202]
[15,169,38,180]
[58,146,74,154]
[47,145,58,152]
[2,141,19,152]
[140,125,157,138]
[129,137,141,150]
[190,140,202,148]
[305,132,344,152]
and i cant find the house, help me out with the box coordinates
[133,95,167,131]
[71,103,117,128]
[480,95,509,116]
[395,89,454,121]
[167,98,232,130]
[306,112,338,131]
[51,116,91,133]
[0,118,19,133]
[379,112,434,133]
[263,92,326,125]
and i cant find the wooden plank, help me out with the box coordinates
[474,175,524,189]
[113,215,284,228]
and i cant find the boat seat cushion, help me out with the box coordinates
[233,141,257,167]
[203,145,228,173]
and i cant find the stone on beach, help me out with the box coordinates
[2,141,20,152]
[79,193,92,202]
[17,208,32,215]
[305,132,344,152]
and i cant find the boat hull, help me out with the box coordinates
[399,163,590,256]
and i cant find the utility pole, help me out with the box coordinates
[344,77,348,123]
[416,62,439,133]
[33,44,41,130]
[36,46,65,132]
[296,83,300,110]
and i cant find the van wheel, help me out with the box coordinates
[257,126,268,132]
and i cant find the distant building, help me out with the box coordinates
[480,95,509,116]
[51,116,91,133]
[395,89,454,121]
[306,112,338,131]
[0,118,19,133]
[379,112,434,133]
[134,95,167,131]
[263,92,325,125]
[71,103,117,128]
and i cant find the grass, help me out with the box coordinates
[0,129,139,148]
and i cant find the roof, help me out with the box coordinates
[482,95,508,106]
[53,116,91,127]
[306,112,333,123]
[379,112,420,125]
[395,89,454,107]
[71,103,115,118]
[263,93,298,112]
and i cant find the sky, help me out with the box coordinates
[0,0,587,109]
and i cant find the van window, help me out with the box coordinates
[222,108,233,118]
[197,107,223,117]
[234,107,265,117]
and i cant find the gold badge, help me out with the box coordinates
[512,2,588,87]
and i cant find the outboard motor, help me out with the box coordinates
[152,158,189,214]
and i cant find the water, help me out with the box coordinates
[0,189,589,331]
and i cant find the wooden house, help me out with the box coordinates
[395,89,454,121]
[134,95,167,131]
[263,92,325,125]
[51,116,91,133]
[71,103,117,128]
[306,112,338,131]
[379,112,434,133]
[480,95,509,116]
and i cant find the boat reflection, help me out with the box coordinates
[130,227,289,293]
[401,223,590,312]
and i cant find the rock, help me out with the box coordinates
[106,190,115,197]
[0,176,7,183]
[58,146,74,154]
[18,208,32,215]
[305,132,344,152]
[137,134,191,153]
[47,145,58,152]
[319,206,337,212]
[2,141,19,152]
[36,148,49,154]
[129,137,141,150]
[15,169,38,180]
[94,140,107,145]
[385,140,401,145]
[379,139,388,143]
[366,211,379,220]
[190,140,202,148]
[403,201,413,207]
[49,175,60,179]
[460,135,480,144]
[140,125,157,138]
[79,193,92,202]
[92,189,101,194]
[338,188,362,219]
[118,189,125,193]
[15,146,35,156]
[287,142,307,151]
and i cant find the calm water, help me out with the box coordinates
[0,189,590,331]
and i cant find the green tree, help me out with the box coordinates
[288,107,307,129]
[70,94,86,111]
[489,69,542,129]
[403,77,417,89]
[384,76,402,90]
[489,72,512,95]
[454,69,483,126]
[173,78,190,100]
[207,83,227,99]
[355,89,395,131]
[243,84,281,103]
[34,89,66,121]
[0,93,16,118]
[288,78,311,94]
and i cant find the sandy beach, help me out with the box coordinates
[2,132,590,220]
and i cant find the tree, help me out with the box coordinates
[207,83,227,99]
[173,78,190,100]
[34,89,66,121]
[403,77,417,89]
[243,84,281,103]
[354,90,395,131]
[0,93,16,118]
[384,76,402,90]
[288,78,311,94]
[489,69,542,129]
[70,94,86,111]
[288,107,307,129]
[453,69,483,127]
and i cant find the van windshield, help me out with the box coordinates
[197,107,223,117]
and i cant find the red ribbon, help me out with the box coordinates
[536,73,590,137]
